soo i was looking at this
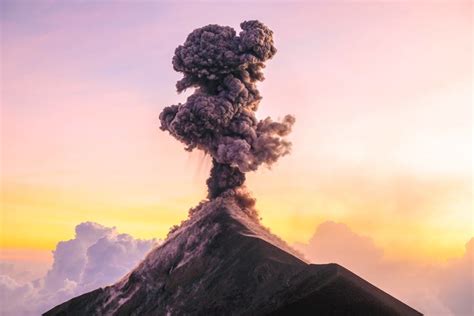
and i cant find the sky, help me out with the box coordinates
[0,0,472,314]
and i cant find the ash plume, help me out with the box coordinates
[159,20,295,199]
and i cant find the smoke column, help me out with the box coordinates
[160,20,295,199]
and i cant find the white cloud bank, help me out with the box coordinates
[0,222,159,315]
[295,221,473,316]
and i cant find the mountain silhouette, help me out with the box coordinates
[44,193,422,315]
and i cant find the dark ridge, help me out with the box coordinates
[44,200,422,316]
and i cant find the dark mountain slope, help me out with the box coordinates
[45,193,422,316]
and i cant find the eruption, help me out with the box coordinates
[159,20,295,199]
[46,21,422,316]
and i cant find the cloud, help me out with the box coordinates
[294,221,384,274]
[0,261,49,284]
[295,221,472,315]
[439,238,473,315]
[0,222,159,315]
[0,275,38,315]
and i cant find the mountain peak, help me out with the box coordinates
[45,191,422,316]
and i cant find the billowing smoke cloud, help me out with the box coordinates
[159,20,295,198]
[0,222,158,316]
[295,222,473,315]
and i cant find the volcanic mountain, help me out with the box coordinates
[46,20,422,315]
[45,190,422,316]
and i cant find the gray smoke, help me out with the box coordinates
[160,20,295,198]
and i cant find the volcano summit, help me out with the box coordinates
[45,21,422,316]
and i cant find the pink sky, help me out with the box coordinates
[2,0,471,256]
[0,2,472,313]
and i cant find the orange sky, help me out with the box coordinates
[1,1,472,267]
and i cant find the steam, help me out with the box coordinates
[159,20,294,198]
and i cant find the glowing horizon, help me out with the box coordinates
[1,0,472,270]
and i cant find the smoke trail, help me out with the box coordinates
[159,20,295,199]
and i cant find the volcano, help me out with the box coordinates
[45,20,422,315]
[45,192,422,316]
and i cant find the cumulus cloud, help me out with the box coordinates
[0,275,38,315]
[438,238,473,315]
[295,221,472,315]
[0,261,49,284]
[0,222,159,315]
[295,221,384,274]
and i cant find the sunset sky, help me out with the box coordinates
[1,0,472,299]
